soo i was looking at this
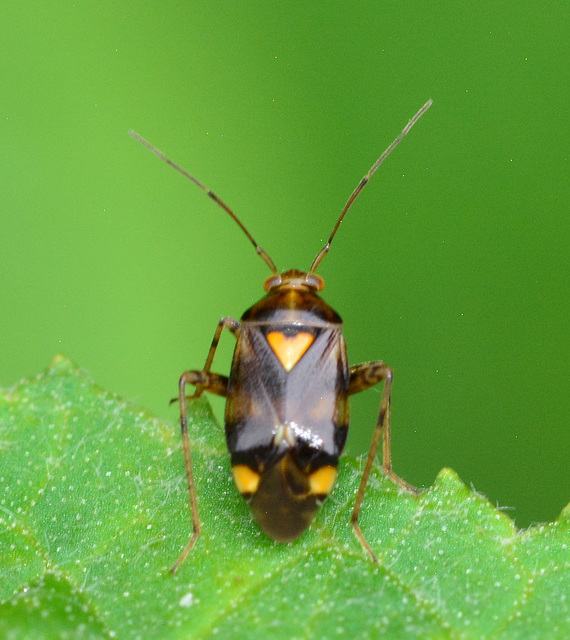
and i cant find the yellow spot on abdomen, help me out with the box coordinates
[232,465,261,495]
[267,331,314,371]
[309,465,337,495]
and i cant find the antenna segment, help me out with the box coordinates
[308,99,432,274]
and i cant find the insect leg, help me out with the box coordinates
[348,361,418,562]
[171,316,239,573]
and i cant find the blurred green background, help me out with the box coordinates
[1,1,567,529]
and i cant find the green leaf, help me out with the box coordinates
[0,357,568,639]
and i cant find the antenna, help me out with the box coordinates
[308,99,432,274]
[128,130,278,274]
[130,99,432,279]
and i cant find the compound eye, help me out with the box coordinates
[305,273,324,291]
[263,274,282,292]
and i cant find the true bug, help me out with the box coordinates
[129,99,432,572]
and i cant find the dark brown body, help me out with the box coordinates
[226,270,349,540]
[172,266,415,572]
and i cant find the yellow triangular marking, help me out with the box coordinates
[267,331,314,371]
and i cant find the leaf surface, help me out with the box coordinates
[0,357,568,639]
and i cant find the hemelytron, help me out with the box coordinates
[129,99,432,572]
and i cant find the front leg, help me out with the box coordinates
[171,316,239,573]
[172,316,240,404]
[348,361,418,562]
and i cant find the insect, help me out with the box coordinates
[129,99,432,572]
